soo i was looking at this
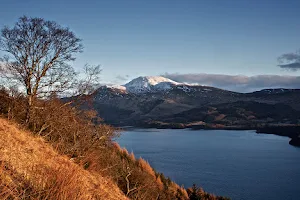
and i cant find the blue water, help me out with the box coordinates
[116,129,300,200]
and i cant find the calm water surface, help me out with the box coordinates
[117,129,300,200]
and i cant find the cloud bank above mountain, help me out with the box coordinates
[163,73,300,92]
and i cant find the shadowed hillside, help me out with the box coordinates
[85,79,300,127]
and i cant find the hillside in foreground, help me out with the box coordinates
[0,118,127,200]
[0,88,230,200]
[0,116,229,200]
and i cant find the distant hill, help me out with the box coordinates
[84,76,300,127]
[161,101,300,125]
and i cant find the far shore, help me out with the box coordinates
[118,123,300,147]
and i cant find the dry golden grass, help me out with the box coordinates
[137,158,156,178]
[0,118,127,200]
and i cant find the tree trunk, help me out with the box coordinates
[25,95,33,123]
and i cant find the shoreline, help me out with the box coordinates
[119,123,300,147]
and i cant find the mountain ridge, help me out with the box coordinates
[87,76,300,128]
[102,76,300,95]
[105,76,199,94]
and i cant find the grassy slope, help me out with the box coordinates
[0,118,127,200]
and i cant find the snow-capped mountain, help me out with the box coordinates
[78,76,300,127]
[106,76,191,94]
[124,76,181,93]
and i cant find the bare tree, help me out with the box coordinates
[76,64,102,96]
[0,16,83,122]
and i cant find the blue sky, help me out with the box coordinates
[0,0,300,90]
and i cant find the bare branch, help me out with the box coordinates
[0,16,83,100]
[0,16,84,122]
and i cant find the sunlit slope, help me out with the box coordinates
[0,118,127,200]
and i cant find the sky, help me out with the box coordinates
[0,0,300,92]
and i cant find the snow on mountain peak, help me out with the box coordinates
[124,76,180,93]
[100,76,195,94]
